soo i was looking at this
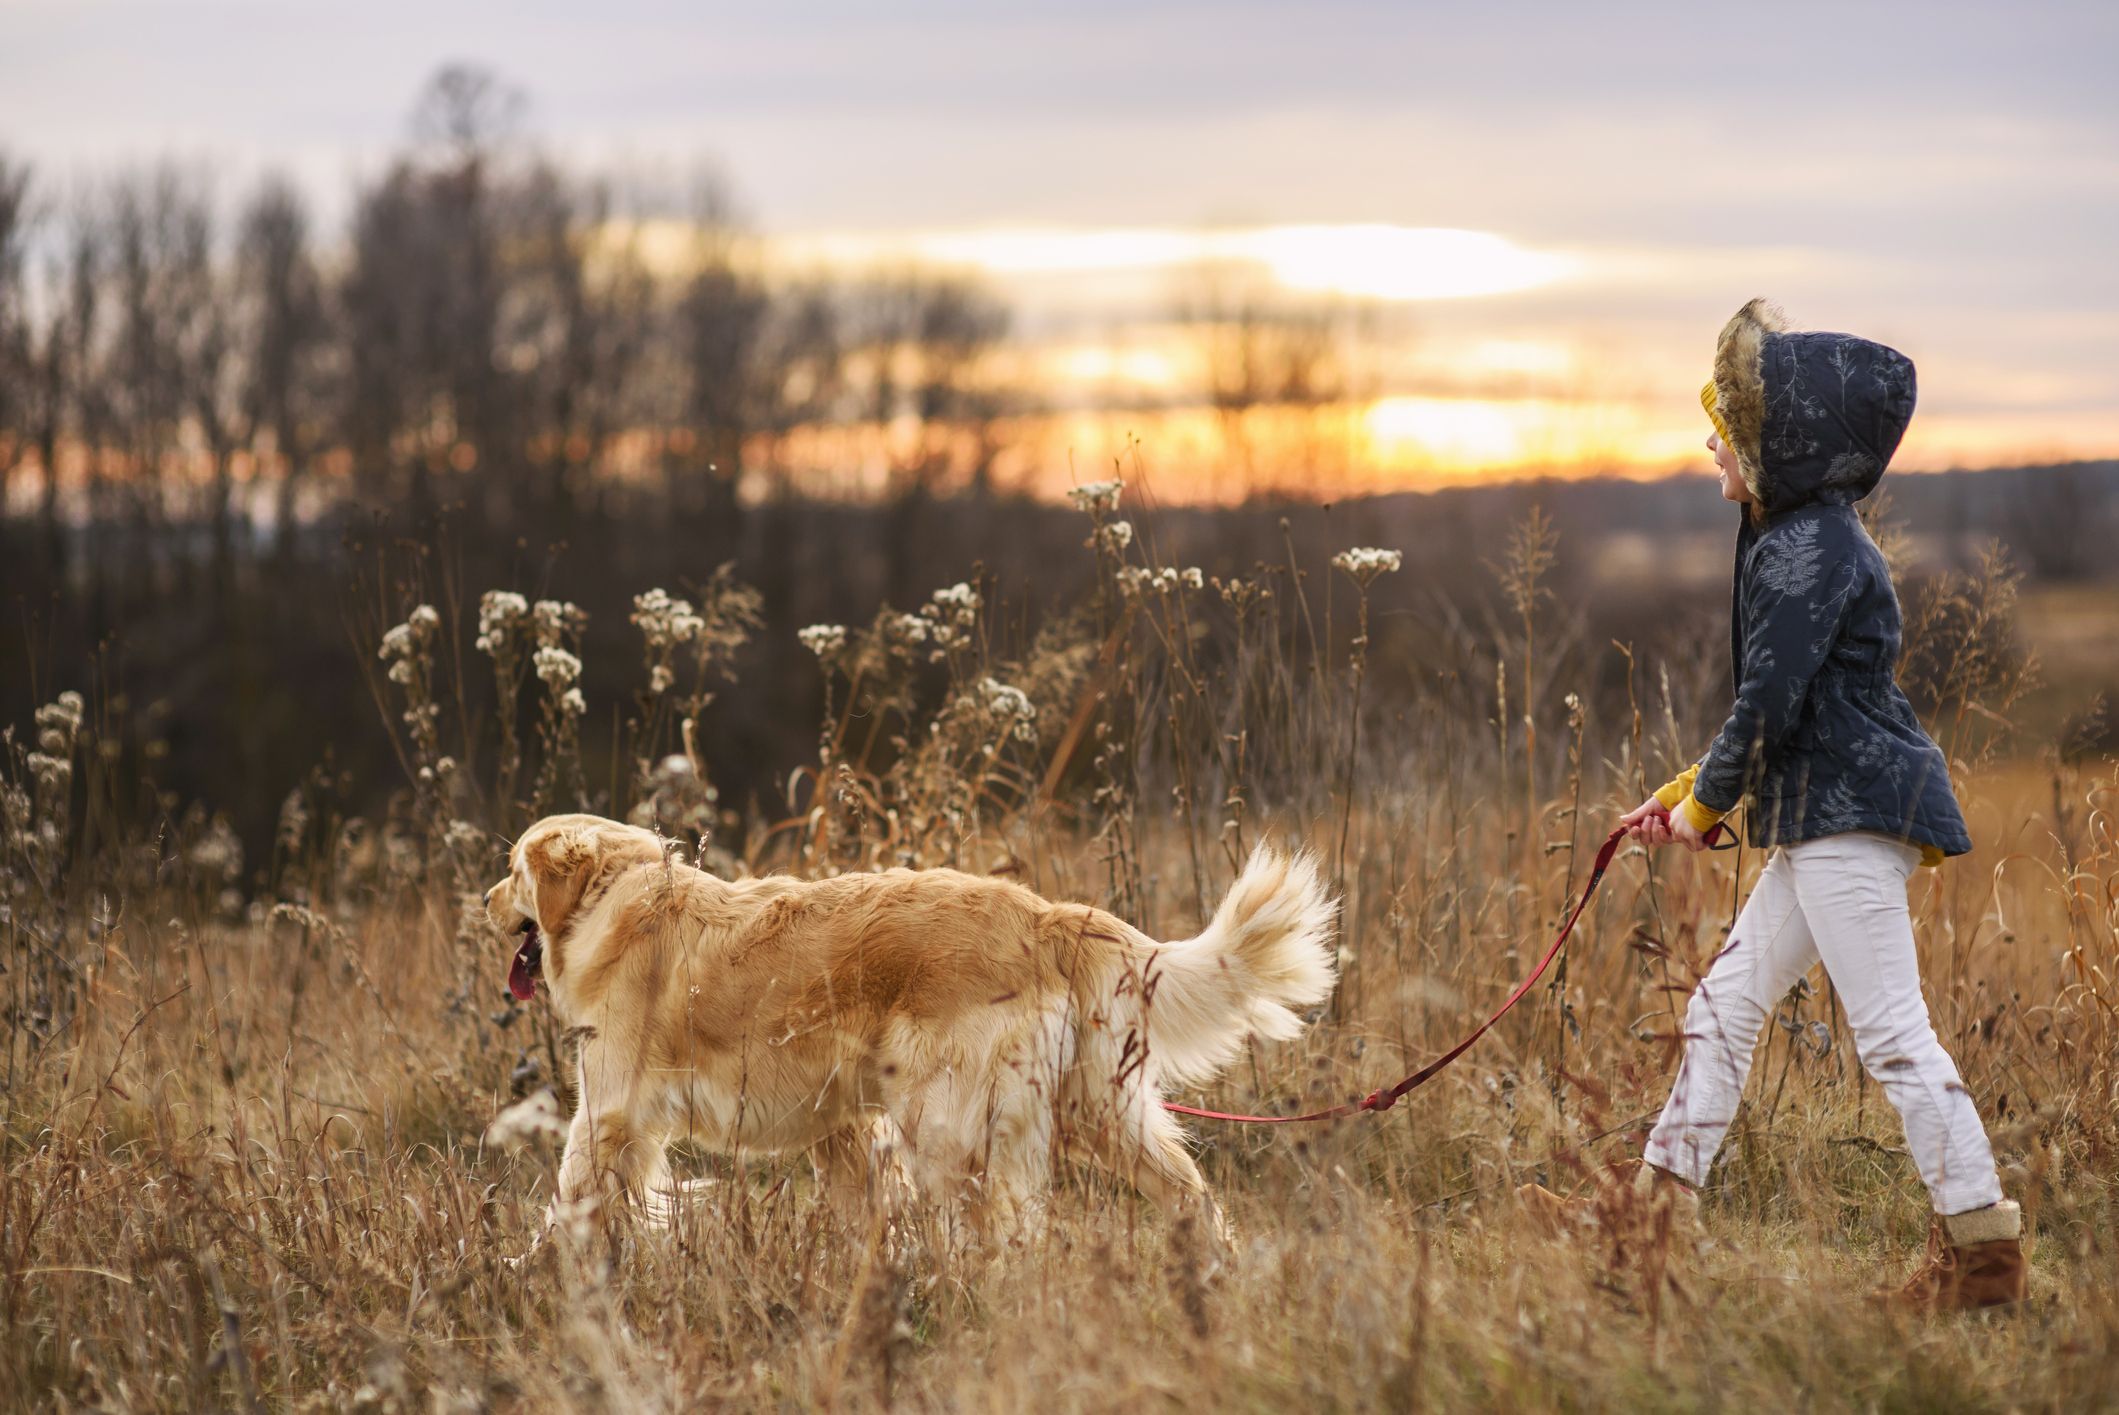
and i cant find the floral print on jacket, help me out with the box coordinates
[1689,300,1971,858]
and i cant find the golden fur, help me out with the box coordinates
[485,814,1337,1240]
[1710,296,1786,509]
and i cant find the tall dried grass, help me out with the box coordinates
[4,494,2115,1411]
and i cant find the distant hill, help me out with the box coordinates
[1257,460,2119,585]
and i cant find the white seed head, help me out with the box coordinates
[1331,547,1404,585]
[798,623,848,657]
[1066,479,1124,514]
[535,646,582,689]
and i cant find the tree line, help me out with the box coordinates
[0,67,1047,578]
[0,64,1388,592]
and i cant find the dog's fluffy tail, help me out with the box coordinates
[1143,846,1338,1090]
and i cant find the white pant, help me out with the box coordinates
[1644,831,2003,1215]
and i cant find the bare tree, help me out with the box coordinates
[1174,262,1351,493]
[664,178,769,513]
[235,177,331,559]
[747,283,846,476]
[5,64,1033,566]
[847,270,1009,497]
[342,65,524,507]
[412,63,526,166]
[104,168,220,571]
[23,199,109,572]
[910,275,1011,494]
[161,179,243,587]
[0,155,34,508]
[500,166,657,510]
[660,174,850,512]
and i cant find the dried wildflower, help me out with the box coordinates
[476,590,529,657]
[632,588,706,649]
[931,582,981,614]
[25,752,71,791]
[484,1089,568,1151]
[1096,520,1134,554]
[534,646,582,690]
[799,623,848,657]
[34,692,84,736]
[1067,479,1124,514]
[979,677,1040,743]
[1331,546,1404,587]
[629,569,762,716]
[531,599,585,649]
[1116,564,1202,599]
[378,605,440,681]
[629,752,718,836]
[903,583,984,661]
[683,564,766,679]
[188,818,243,881]
[276,788,309,858]
[560,687,586,717]
[1216,576,1272,611]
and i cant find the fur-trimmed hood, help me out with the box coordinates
[1709,299,1918,516]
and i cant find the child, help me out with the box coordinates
[1524,299,2024,1310]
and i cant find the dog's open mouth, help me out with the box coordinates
[508,920,543,1001]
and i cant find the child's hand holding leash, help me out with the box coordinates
[1620,797,1718,852]
[1621,797,1678,847]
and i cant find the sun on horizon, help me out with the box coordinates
[584,215,2119,497]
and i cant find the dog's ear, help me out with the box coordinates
[520,819,663,953]
[522,822,599,942]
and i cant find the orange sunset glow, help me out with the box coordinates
[6,3,2113,502]
[594,213,2114,497]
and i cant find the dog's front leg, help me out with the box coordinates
[548,1043,669,1233]
[810,1113,911,1236]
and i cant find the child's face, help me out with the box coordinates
[1707,432,1751,504]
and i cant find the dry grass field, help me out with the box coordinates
[5,498,2117,1412]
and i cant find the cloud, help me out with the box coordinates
[3,0,2109,474]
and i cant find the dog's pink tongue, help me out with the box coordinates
[508,943,536,1001]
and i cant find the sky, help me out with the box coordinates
[4,0,2114,491]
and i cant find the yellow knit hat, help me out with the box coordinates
[1700,378,1734,448]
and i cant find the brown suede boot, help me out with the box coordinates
[1517,1158,1696,1237]
[1882,1200,2026,1311]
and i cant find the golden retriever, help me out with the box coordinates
[485,813,1335,1241]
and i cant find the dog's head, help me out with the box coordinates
[485,814,663,1003]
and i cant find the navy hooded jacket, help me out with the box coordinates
[1690,299,1972,858]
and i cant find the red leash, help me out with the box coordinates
[1163,820,1729,1125]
